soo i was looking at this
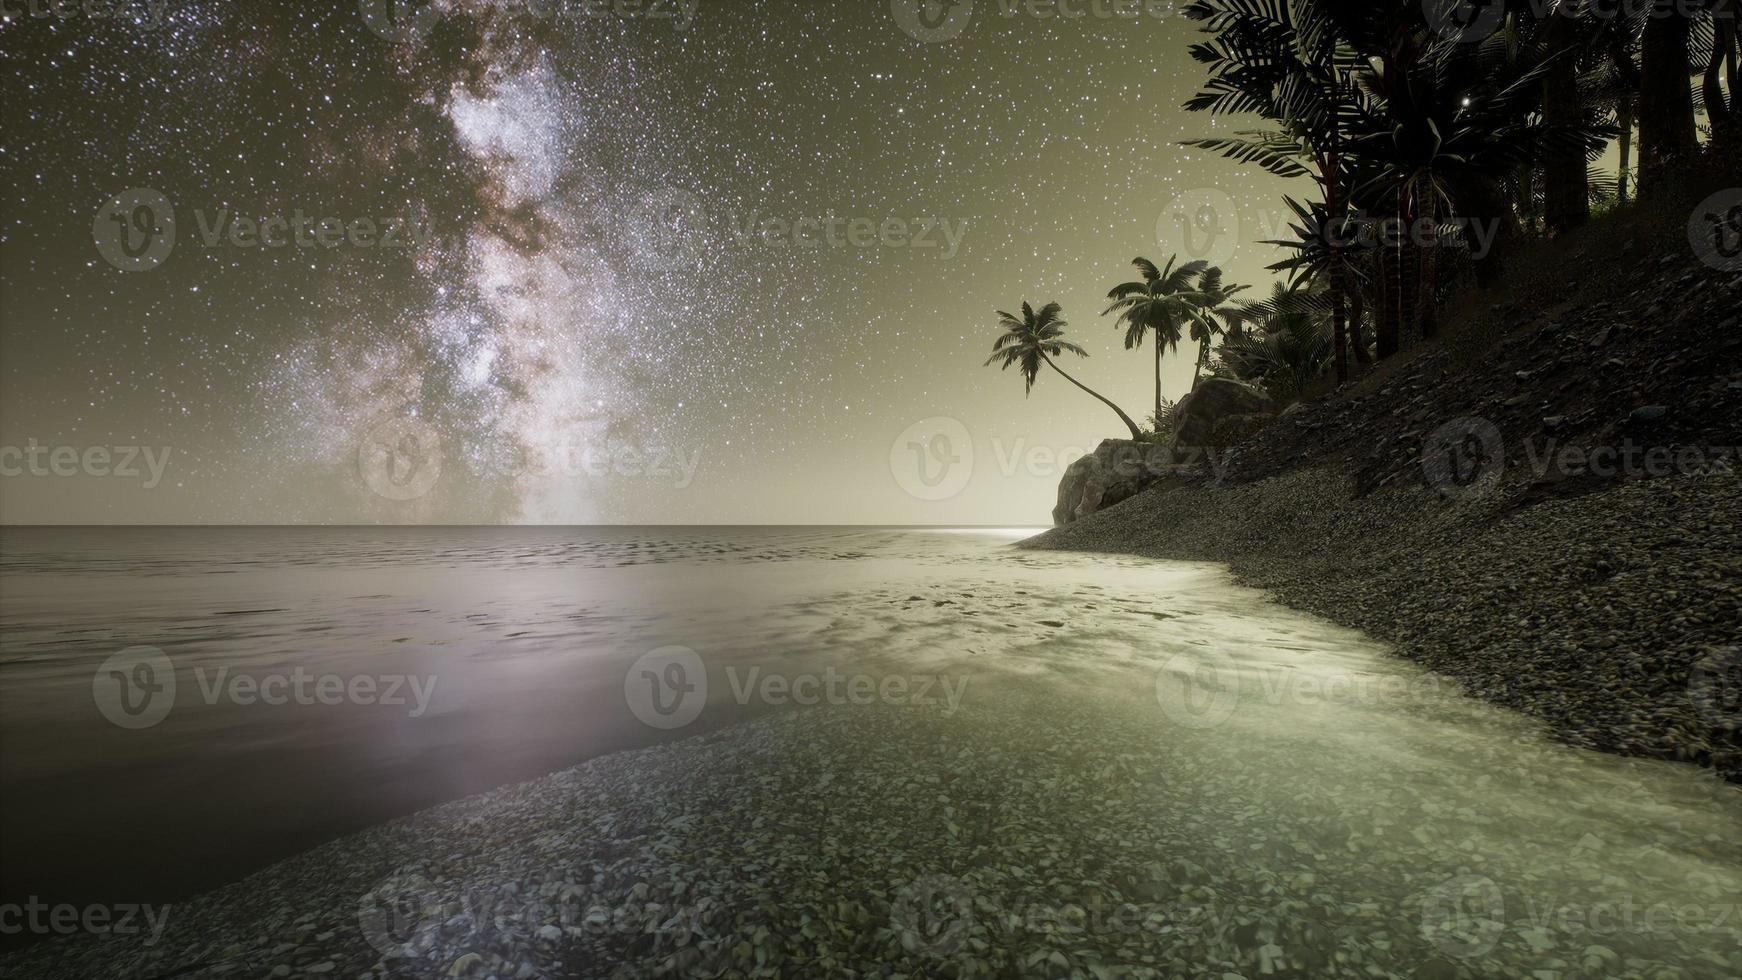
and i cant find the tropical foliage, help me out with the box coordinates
[1177,0,1728,381]
[985,302,1146,439]
[1101,257,1211,421]
[984,0,1736,437]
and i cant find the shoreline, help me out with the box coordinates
[3,526,1738,978]
[1022,466,1742,783]
[7,688,1738,980]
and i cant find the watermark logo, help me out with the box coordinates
[359,414,443,501]
[1157,187,1238,268]
[891,0,973,42]
[358,867,450,959]
[93,188,176,272]
[1689,188,1742,273]
[1419,874,1507,958]
[1421,416,1505,501]
[1153,651,1240,729]
[630,186,705,272]
[892,874,973,957]
[1688,646,1739,731]
[94,187,430,271]
[92,646,176,730]
[357,0,442,45]
[620,187,970,271]
[624,645,706,729]
[92,649,439,727]
[1422,0,1506,44]
[890,416,973,501]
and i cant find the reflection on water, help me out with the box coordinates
[1,526,1738,973]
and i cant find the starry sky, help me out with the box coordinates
[0,0,1299,525]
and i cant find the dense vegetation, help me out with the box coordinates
[989,0,1737,434]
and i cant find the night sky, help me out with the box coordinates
[0,0,1299,524]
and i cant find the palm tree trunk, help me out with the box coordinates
[1349,277,1372,365]
[1041,353,1145,440]
[1418,183,1440,341]
[1326,151,1349,385]
[1542,20,1589,235]
[1638,10,1698,199]
[1377,238,1400,359]
[1398,191,1420,345]
[1154,338,1164,420]
[1704,13,1739,151]
[1617,98,1634,207]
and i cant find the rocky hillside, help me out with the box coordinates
[1028,206,1742,782]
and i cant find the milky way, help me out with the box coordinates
[1,0,1298,524]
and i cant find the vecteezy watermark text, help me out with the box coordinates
[1522,439,1740,481]
[0,898,171,945]
[890,0,1180,43]
[1419,872,1740,959]
[0,0,171,27]
[1420,414,1740,500]
[1154,651,1461,729]
[359,413,704,502]
[889,416,1240,502]
[0,441,171,489]
[93,647,439,729]
[623,646,969,729]
[93,187,431,272]
[1423,0,1724,45]
[357,0,698,47]
[727,212,968,258]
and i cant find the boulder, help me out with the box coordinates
[1170,378,1277,453]
[1052,439,1175,526]
[1208,412,1276,450]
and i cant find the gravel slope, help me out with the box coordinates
[1029,216,1742,784]
[1024,465,1742,783]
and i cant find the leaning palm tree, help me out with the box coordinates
[1102,256,1209,421]
[985,302,1145,440]
[1189,267,1250,386]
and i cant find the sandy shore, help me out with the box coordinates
[7,690,1739,980]
[1025,467,1742,783]
[4,524,1739,979]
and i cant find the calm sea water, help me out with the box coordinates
[2,526,1739,968]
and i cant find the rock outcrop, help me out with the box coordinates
[1052,439,1175,526]
[1169,378,1277,454]
[1052,380,1281,526]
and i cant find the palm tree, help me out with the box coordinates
[1262,196,1376,362]
[1581,7,1648,207]
[1189,267,1249,386]
[1351,26,1604,341]
[1180,0,1394,384]
[1217,283,1334,402]
[1696,1,1741,153]
[985,302,1146,440]
[1102,256,1210,421]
